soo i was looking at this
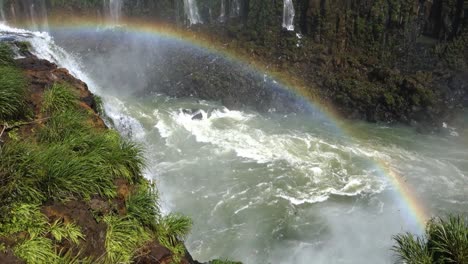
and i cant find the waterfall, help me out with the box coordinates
[0,0,5,21]
[183,0,202,25]
[219,0,226,22]
[104,0,123,23]
[230,0,240,17]
[29,1,48,31]
[282,0,295,31]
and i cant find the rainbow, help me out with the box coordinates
[5,17,431,230]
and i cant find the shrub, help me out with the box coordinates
[393,215,468,264]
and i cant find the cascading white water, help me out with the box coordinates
[183,0,202,25]
[219,0,226,22]
[230,0,240,17]
[105,0,123,23]
[282,0,295,31]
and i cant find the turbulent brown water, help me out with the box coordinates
[1,23,467,263]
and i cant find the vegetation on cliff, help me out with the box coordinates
[0,42,197,263]
[393,215,468,264]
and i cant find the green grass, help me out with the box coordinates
[103,215,151,263]
[49,219,85,244]
[426,216,468,263]
[156,213,192,261]
[0,142,46,206]
[0,43,14,66]
[42,83,80,115]
[0,70,195,262]
[13,237,59,264]
[0,203,48,238]
[126,182,161,229]
[393,215,468,264]
[0,66,27,121]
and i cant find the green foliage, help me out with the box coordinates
[0,203,48,238]
[93,95,105,116]
[393,215,468,264]
[0,43,14,66]
[16,41,31,54]
[103,215,151,263]
[0,65,27,121]
[38,109,91,143]
[49,219,84,244]
[126,183,160,229]
[42,83,79,115]
[393,233,433,264]
[156,213,192,258]
[426,216,468,263]
[13,237,59,264]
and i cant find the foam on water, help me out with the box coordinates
[154,106,388,206]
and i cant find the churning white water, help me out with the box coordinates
[1,24,467,263]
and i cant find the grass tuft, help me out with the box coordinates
[0,65,27,121]
[42,83,79,115]
[13,237,59,264]
[103,215,151,263]
[393,233,433,264]
[0,43,14,66]
[156,213,192,262]
[126,183,160,229]
[393,215,468,264]
[0,203,48,238]
[426,215,468,263]
[49,219,85,245]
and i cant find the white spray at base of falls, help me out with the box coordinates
[183,0,202,25]
[282,0,295,31]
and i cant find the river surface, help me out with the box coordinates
[1,23,467,264]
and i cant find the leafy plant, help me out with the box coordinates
[0,65,27,121]
[426,216,468,263]
[393,233,433,264]
[156,213,192,262]
[49,219,85,244]
[0,203,48,238]
[13,237,59,264]
[126,183,160,229]
[42,83,79,115]
[0,43,14,66]
[393,215,468,264]
[103,215,151,263]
